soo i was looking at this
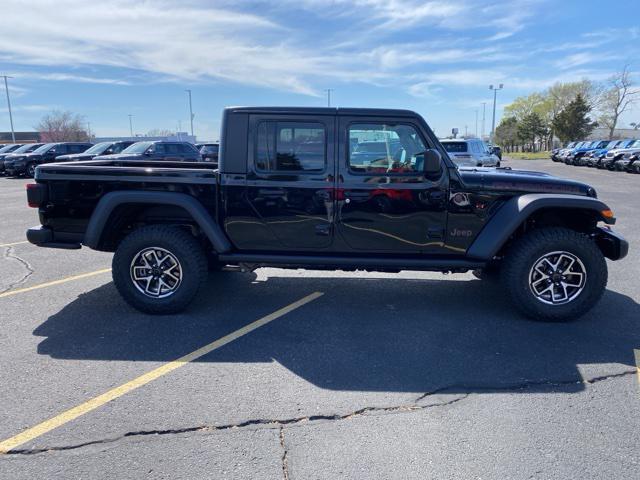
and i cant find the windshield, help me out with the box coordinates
[83,142,111,155]
[630,140,640,148]
[32,143,56,153]
[121,141,153,154]
[606,141,618,148]
[11,144,42,153]
[353,142,393,154]
[441,142,468,153]
[0,144,20,153]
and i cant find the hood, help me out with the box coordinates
[93,153,143,161]
[607,147,640,157]
[55,153,95,161]
[457,167,596,197]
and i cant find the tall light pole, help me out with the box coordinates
[2,75,16,143]
[325,89,333,107]
[128,114,133,137]
[475,109,478,137]
[185,89,194,136]
[481,102,486,139]
[489,84,503,142]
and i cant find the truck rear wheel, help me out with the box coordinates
[500,227,607,322]
[112,225,207,314]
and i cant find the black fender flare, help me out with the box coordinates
[83,191,232,253]
[466,194,614,260]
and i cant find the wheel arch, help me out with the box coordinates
[83,191,233,253]
[466,194,614,261]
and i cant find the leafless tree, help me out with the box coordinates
[146,129,175,137]
[36,111,89,142]
[598,65,639,139]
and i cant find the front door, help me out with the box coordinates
[335,117,449,254]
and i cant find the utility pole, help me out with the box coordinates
[475,109,478,137]
[325,89,333,107]
[481,102,486,139]
[489,84,503,142]
[87,121,91,140]
[2,75,16,143]
[128,114,133,137]
[185,89,194,136]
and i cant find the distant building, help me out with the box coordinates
[93,132,197,144]
[587,127,640,140]
[0,131,41,143]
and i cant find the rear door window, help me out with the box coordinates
[255,121,326,172]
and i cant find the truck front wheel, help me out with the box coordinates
[112,225,207,314]
[500,227,607,322]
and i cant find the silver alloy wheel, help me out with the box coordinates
[528,251,587,305]
[27,164,36,177]
[130,247,182,298]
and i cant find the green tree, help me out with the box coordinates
[551,94,597,143]
[517,112,547,152]
[494,117,519,152]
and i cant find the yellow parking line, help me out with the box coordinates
[0,291,323,454]
[0,240,28,248]
[0,269,112,298]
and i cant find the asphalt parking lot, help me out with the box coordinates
[1,159,639,479]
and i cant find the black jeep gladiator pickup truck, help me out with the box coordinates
[25,107,628,321]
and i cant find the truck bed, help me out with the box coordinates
[36,159,218,184]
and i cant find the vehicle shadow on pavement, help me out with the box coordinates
[34,271,640,394]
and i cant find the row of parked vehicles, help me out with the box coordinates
[0,140,220,177]
[550,139,640,172]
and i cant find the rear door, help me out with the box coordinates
[335,116,449,254]
[237,114,336,250]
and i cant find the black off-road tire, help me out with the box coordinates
[500,227,607,322]
[112,225,207,314]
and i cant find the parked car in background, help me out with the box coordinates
[1,143,43,175]
[551,142,577,161]
[93,141,201,162]
[349,140,402,167]
[600,139,640,170]
[0,143,24,160]
[565,140,608,165]
[440,138,500,167]
[487,144,502,160]
[556,141,586,163]
[583,140,631,167]
[4,142,93,177]
[613,150,640,172]
[55,141,135,163]
[197,143,219,164]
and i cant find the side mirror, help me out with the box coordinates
[419,149,442,175]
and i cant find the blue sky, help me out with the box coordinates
[0,0,639,140]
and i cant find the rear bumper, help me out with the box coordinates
[26,226,82,249]
[595,226,628,261]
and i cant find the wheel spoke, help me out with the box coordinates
[528,251,586,306]
[130,247,183,299]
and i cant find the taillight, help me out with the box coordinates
[26,183,46,208]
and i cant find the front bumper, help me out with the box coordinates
[594,226,628,261]
[5,161,26,176]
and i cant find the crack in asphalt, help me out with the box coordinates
[0,246,34,294]
[4,370,636,457]
[279,426,290,480]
